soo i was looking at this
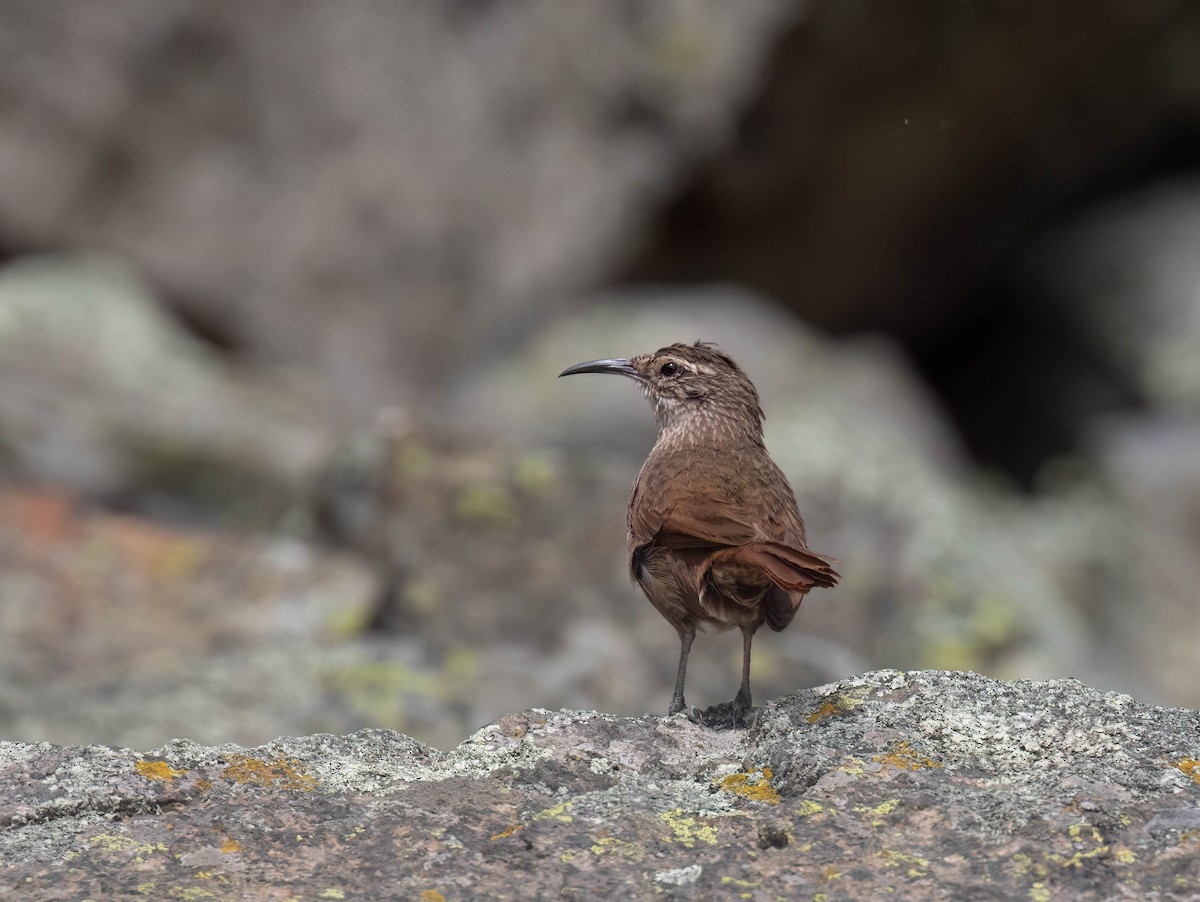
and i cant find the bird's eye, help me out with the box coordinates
[660,362,681,377]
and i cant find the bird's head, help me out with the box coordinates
[559,341,764,440]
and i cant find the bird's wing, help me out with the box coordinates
[631,484,756,551]
[628,472,751,592]
[705,542,839,590]
[630,472,839,603]
[630,462,797,549]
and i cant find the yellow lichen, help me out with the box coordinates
[806,686,870,724]
[836,757,866,775]
[590,837,643,861]
[324,650,477,730]
[534,801,573,823]
[222,755,317,792]
[806,701,841,724]
[514,453,560,495]
[795,800,825,818]
[720,876,758,889]
[89,834,169,861]
[419,893,446,902]
[1169,758,1200,784]
[136,760,188,782]
[871,741,941,771]
[855,798,900,825]
[395,441,432,478]
[1068,823,1103,844]
[1058,823,1110,869]
[324,604,373,640]
[878,849,929,877]
[1010,852,1047,879]
[660,809,718,847]
[490,800,572,841]
[455,483,518,529]
[716,767,781,804]
[1029,883,1050,902]
[219,838,241,854]
[917,584,1021,671]
[404,572,442,617]
[1060,846,1110,870]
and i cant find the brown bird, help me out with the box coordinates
[560,341,839,726]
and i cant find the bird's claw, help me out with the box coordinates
[682,699,754,730]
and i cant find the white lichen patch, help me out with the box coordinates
[654,864,702,885]
[0,740,44,773]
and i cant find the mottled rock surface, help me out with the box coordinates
[2,671,1198,900]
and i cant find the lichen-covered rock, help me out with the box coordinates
[2,671,1197,900]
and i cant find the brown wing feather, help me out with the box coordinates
[628,445,836,630]
[739,542,838,586]
[703,542,838,592]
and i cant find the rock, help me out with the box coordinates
[0,255,331,529]
[0,1,799,417]
[1030,177,1200,415]
[1,670,1197,899]
[991,180,1200,709]
[0,488,388,750]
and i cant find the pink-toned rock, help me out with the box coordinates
[0,488,381,750]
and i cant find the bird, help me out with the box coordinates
[559,341,839,727]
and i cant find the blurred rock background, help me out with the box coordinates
[0,0,1198,751]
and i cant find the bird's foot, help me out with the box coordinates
[689,699,754,730]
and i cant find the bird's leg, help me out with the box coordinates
[730,624,755,727]
[668,622,696,716]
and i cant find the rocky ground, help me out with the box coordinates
[2,670,1198,900]
[0,0,1197,817]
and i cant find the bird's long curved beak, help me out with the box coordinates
[558,358,645,381]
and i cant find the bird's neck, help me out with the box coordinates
[654,404,764,451]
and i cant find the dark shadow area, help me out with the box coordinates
[619,4,1200,485]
